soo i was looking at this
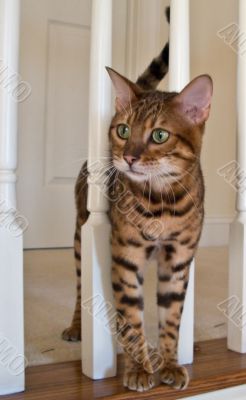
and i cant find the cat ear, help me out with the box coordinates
[175,75,213,125]
[106,67,142,112]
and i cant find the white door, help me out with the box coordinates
[17,0,128,248]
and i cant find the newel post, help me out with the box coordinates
[0,0,25,395]
[169,0,194,364]
[81,0,117,379]
[227,0,246,353]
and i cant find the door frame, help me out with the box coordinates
[0,0,25,395]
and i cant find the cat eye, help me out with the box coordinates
[152,128,170,144]
[117,124,130,140]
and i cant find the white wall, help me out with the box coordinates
[191,0,237,221]
[192,0,237,245]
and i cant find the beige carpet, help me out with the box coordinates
[24,247,228,367]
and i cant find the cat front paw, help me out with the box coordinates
[160,364,189,390]
[62,325,81,342]
[123,370,155,392]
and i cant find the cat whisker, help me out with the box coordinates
[76,161,115,195]
[142,178,148,198]
[174,164,200,183]
[148,174,153,211]
[153,174,165,214]
[153,166,176,214]
[172,176,199,213]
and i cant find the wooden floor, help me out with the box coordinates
[3,339,246,400]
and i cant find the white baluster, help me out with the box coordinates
[0,0,25,395]
[81,0,116,379]
[228,0,246,353]
[169,0,194,365]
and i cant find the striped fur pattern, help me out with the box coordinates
[136,42,169,91]
[62,163,89,342]
[62,8,213,393]
[62,6,170,345]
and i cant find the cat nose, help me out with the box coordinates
[123,155,138,166]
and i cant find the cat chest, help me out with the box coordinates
[110,192,201,243]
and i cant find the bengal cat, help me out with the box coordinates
[62,11,213,393]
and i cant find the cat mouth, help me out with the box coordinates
[127,168,145,176]
[126,169,147,180]
[113,159,146,178]
[130,171,145,176]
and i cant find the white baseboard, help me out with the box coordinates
[183,384,246,400]
[199,216,234,247]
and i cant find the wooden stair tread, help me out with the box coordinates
[3,339,246,400]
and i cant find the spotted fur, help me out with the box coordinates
[62,7,213,393]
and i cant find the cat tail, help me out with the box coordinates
[136,6,170,90]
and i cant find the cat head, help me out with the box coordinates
[106,67,213,183]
